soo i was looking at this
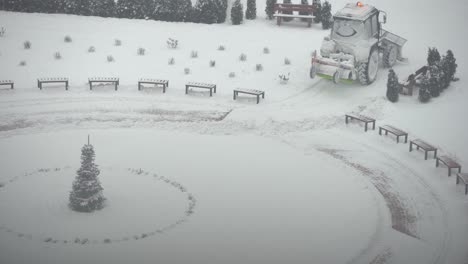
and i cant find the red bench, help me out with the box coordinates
[0,80,14,89]
[273,4,315,27]
[436,156,461,176]
[345,113,376,132]
[379,125,408,143]
[409,139,437,160]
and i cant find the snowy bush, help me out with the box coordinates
[0,27,5,37]
[64,35,72,43]
[167,38,178,49]
[103,238,111,244]
[114,39,122,46]
[191,50,198,58]
[440,50,458,88]
[137,47,145,56]
[19,60,26,66]
[107,55,114,62]
[54,52,62,60]
[209,60,216,67]
[263,47,270,54]
[284,58,291,65]
[231,0,244,25]
[239,53,247,61]
[229,72,236,78]
[168,57,175,65]
[313,0,322,23]
[184,68,191,74]
[427,47,441,66]
[279,73,290,84]
[256,64,263,71]
[88,46,96,53]
[218,45,225,51]
[23,41,31,49]
[418,86,431,103]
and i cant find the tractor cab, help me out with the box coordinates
[311,2,405,85]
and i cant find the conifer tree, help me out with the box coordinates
[215,0,228,23]
[116,0,146,19]
[154,0,191,22]
[312,0,321,23]
[265,0,277,20]
[440,50,457,89]
[282,0,293,22]
[193,0,219,24]
[299,0,309,22]
[386,69,400,103]
[69,141,105,213]
[427,47,441,66]
[231,0,243,25]
[321,0,332,29]
[245,0,256,20]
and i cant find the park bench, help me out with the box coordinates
[185,82,216,97]
[345,113,376,132]
[233,89,265,104]
[37,77,69,90]
[436,155,461,176]
[456,173,468,195]
[379,125,408,143]
[409,139,437,160]
[89,77,119,91]
[138,79,169,93]
[0,80,14,89]
[273,3,315,27]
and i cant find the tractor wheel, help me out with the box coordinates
[383,44,398,68]
[358,48,379,85]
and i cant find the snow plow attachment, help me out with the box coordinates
[310,50,356,84]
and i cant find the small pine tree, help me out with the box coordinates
[231,0,243,25]
[427,47,441,66]
[418,86,431,103]
[282,0,293,22]
[215,0,228,23]
[321,1,332,29]
[386,69,400,103]
[245,0,256,20]
[299,0,309,22]
[427,65,442,97]
[69,141,105,212]
[265,0,277,20]
[312,0,322,23]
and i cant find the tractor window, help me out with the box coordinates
[332,19,364,39]
[371,15,378,37]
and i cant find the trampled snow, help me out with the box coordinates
[0,0,468,264]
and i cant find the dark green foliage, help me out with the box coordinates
[299,0,309,22]
[153,0,192,22]
[386,69,400,103]
[69,143,105,213]
[246,0,256,20]
[193,0,219,24]
[418,86,431,103]
[265,0,277,20]
[427,47,441,66]
[312,0,321,23]
[231,0,243,25]
[215,0,228,23]
[427,65,442,97]
[116,0,147,19]
[439,50,457,89]
[281,0,293,22]
[321,0,332,29]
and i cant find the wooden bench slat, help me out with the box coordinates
[411,139,436,151]
[186,82,217,96]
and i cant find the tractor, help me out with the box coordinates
[310,2,407,85]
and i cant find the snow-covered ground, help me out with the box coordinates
[1,1,468,264]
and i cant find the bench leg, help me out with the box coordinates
[11,83,14,89]
[66,81,69,91]
[465,184,468,195]
[373,121,376,130]
[257,95,260,104]
[365,123,368,132]
[210,89,212,97]
[405,135,408,143]
[89,82,92,90]
[385,131,388,135]
[434,150,437,159]
[397,136,400,144]
[262,93,265,99]
[345,116,349,124]
[214,85,217,93]
[457,176,460,185]
[425,151,428,160]
[436,158,439,167]
[277,17,281,26]
[409,142,413,152]
[163,84,166,93]
[185,86,188,94]
[379,127,382,135]
[138,82,141,91]
[115,83,118,91]
[233,91,236,100]
[448,168,451,177]
[459,167,462,173]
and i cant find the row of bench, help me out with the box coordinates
[0,79,266,104]
[345,113,467,195]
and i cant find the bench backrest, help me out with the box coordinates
[38,77,68,82]
[89,77,119,81]
[274,3,315,13]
